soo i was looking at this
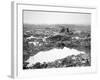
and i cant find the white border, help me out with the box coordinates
[11,2,97,78]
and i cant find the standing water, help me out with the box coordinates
[26,47,86,67]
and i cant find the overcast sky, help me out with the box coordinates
[23,11,91,25]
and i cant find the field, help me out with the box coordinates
[23,24,91,69]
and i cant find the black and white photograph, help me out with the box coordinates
[23,10,91,69]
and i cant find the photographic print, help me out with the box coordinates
[12,2,97,78]
[23,10,91,69]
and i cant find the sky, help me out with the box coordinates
[23,10,91,25]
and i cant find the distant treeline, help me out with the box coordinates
[23,24,91,32]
